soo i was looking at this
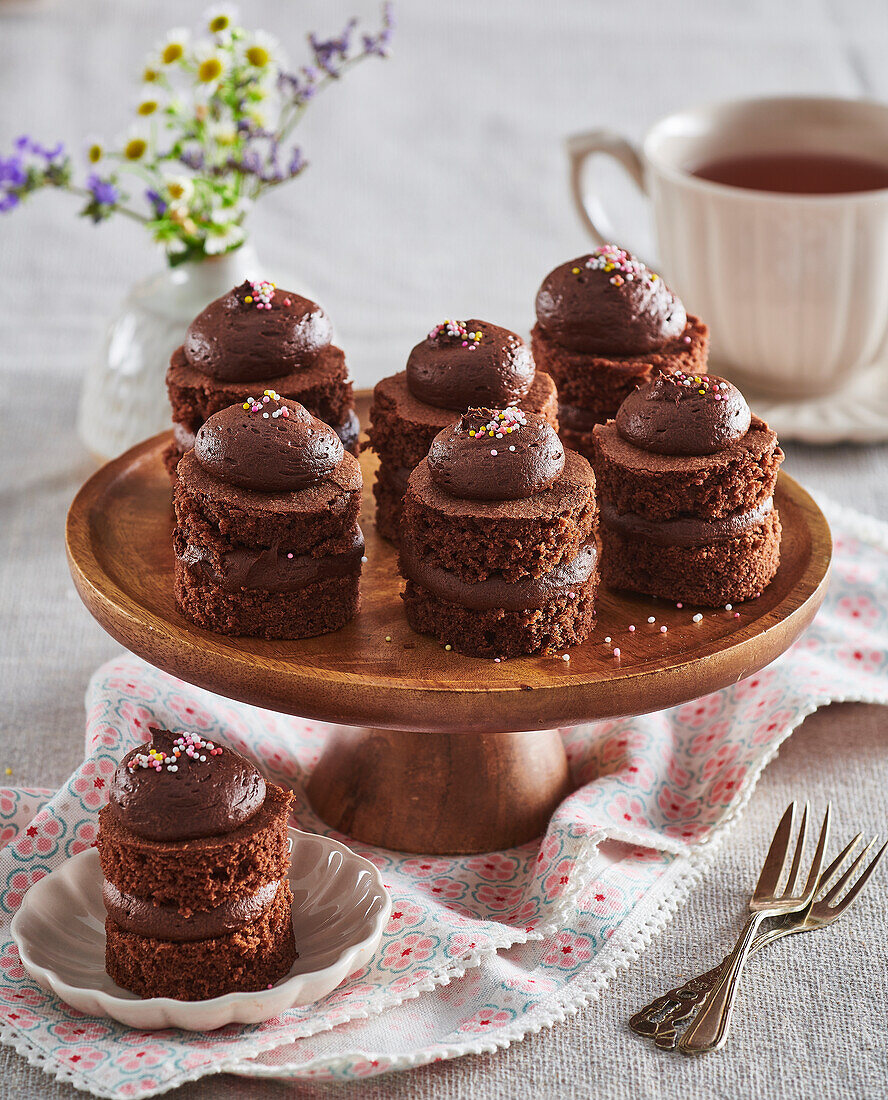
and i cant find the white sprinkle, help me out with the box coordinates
[725,603,733,611]
[491,449,498,456]
[604,637,612,644]
[263,412,269,418]
[693,613,703,623]
[660,625,667,634]
[509,445,516,452]
[361,555,368,563]
[494,657,501,663]
[562,654,570,662]
[647,616,656,624]
[613,647,621,657]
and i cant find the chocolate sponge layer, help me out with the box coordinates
[97,783,292,911]
[401,452,597,583]
[105,880,296,1000]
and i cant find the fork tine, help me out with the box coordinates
[826,838,887,912]
[784,802,809,896]
[821,839,875,904]
[800,803,831,900]
[816,833,862,897]
[755,802,796,897]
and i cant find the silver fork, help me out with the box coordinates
[630,830,886,1049]
[678,801,830,1054]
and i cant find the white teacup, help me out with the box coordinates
[568,96,888,398]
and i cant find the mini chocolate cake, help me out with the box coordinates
[399,407,598,657]
[531,245,709,460]
[368,319,558,542]
[592,372,783,606]
[174,393,363,638]
[165,279,358,476]
[97,729,295,1001]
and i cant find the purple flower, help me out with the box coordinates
[287,147,305,177]
[0,156,26,187]
[14,135,64,161]
[87,173,118,206]
[0,192,20,213]
[145,188,167,216]
[180,148,205,170]
[310,17,359,75]
[362,3,396,56]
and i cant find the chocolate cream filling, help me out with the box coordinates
[102,878,280,942]
[400,537,598,611]
[181,528,364,593]
[600,498,774,548]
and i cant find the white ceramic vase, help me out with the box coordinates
[76,244,311,460]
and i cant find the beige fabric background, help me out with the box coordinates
[1,0,888,1096]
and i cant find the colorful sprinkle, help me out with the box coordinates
[127,732,222,773]
[466,406,528,441]
[613,647,621,657]
[628,624,635,632]
[583,244,660,289]
[647,616,656,624]
[693,613,703,623]
[243,279,275,310]
[428,319,483,350]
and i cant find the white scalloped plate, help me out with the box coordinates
[10,828,390,1031]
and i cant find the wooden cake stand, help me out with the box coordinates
[66,397,831,853]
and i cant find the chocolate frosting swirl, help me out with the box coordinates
[616,372,751,456]
[107,729,267,842]
[535,247,687,355]
[184,281,333,382]
[427,407,565,500]
[194,395,344,492]
[406,320,534,409]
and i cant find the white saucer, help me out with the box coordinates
[11,828,391,1031]
[717,358,888,444]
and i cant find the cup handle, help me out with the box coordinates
[566,129,650,257]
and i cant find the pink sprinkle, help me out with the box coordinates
[287,552,294,559]
[613,647,621,657]
[734,612,740,618]
[628,625,635,632]
[676,602,682,609]
[683,335,692,344]
[283,298,291,306]
[282,408,289,417]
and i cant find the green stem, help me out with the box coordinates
[66,184,151,224]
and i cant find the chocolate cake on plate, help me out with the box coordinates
[97,729,295,1001]
[592,371,783,606]
[174,393,363,638]
[399,407,598,658]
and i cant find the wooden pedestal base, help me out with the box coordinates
[306,727,572,854]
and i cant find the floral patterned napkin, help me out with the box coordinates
[0,499,885,1098]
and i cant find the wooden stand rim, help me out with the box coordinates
[65,416,831,734]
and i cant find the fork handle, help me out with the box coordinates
[628,920,794,1046]
[678,911,766,1054]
